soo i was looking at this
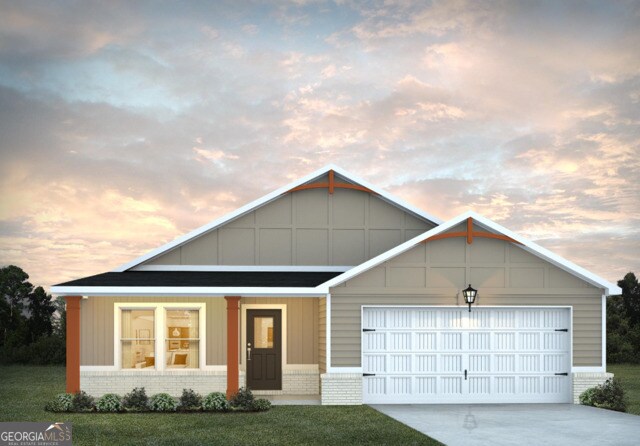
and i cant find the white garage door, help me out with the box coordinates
[362,307,571,404]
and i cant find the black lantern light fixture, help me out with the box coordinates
[462,284,478,312]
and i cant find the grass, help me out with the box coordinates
[0,366,441,446]
[609,364,640,415]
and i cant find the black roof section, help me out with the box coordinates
[55,271,341,288]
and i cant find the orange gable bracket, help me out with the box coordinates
[288,170,375,195]
[423,217,522,245]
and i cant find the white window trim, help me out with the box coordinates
[240,304,287,372]
[114,302,206,372]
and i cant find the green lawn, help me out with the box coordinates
[609,364,640,415]
[0,366,441,446]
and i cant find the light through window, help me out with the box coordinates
[121,309,155,369]
[166,309,199,368]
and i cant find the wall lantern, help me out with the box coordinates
[462,284,478,312]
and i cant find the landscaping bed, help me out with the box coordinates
[0,366,441,445]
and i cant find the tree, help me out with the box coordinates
[618,273,640,327]
[52,295,67,338]
[26,286,56,342]
[0,265,33,346]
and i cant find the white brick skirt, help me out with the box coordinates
[572,372,614,404]
[80,368,319,397]
[320,373,363,405]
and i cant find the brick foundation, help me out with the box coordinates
[572,372,614,404]
[320,373,362,405]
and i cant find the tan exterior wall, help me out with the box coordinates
[80,296,318,366]
[241,297,319,364]
[319,297,326,373]
[80,296,226,366]
[144,181,434,267]
[330,237,604,368]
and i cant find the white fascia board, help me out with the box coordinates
[50,286,325,297]
[317,214,466,290]
[132,265,352,272]
[329,165,443,225]
[318,210,621,295]
[113,164,442,272]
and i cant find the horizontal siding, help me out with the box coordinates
[319,297,326,373]
[329,294,602,368]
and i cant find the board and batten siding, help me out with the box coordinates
[80,296,318,366]
[329,235,604,368]
[144,175,434,267]
[241,297,319,365]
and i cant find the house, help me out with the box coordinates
[51,165,621,405]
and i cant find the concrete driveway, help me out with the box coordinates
[371,404,640,446]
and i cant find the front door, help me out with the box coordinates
[246,309,282,390]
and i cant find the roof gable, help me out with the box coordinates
[321,210,621,295]
[114,164,442,272]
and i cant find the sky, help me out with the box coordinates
[0,0,638,290]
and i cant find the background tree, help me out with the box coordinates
[0,265,33,346]
[26,286,56,342]
[607,272,640,364]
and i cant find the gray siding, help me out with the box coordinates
[145,180,434,266]
[330,237,604,368]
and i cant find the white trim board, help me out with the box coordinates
[114,164,442,272]
[133,265,352,272]
[319,210,621,296]
[50,286,326,297]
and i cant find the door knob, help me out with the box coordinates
[247,343,252,361]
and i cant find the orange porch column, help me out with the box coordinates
[225,296,241,399]
[65,296,82,393]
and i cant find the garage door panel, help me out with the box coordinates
[362,307,571,404]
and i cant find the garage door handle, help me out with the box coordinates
[555,329,568,332]
[464,369,467,380]
[555,373,568,376]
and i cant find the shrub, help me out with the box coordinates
[251,398,271,412]
[579,378,627,412]
[230,387,254,411]
[45,393,73,412]
[178,388,202,411]
[149,393,178,412]
[72,391,94,412]
[95,394,123,412]
[122,387,149,411]
[202,392,230,412]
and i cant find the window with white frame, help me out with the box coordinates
[117,304,203,370]
[121,309,155,369]
[165,309,200,369]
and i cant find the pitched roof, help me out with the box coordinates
[113,164,442,272]
[319,211,621,295]
[55,271,340,288]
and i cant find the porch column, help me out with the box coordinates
[65,296,82,394]
[225,296,241,399]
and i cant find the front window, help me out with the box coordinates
[121,309,155,369]
[166,309,199,368]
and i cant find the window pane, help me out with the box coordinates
[254,317,274,348]
[166,310,199,368]
[121,309,154,369]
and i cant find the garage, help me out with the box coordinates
[362,306,572,404]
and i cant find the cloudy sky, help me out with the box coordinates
[0,1,638,290]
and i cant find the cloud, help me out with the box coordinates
[0,1,638,288]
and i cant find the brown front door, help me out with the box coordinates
[246,309,282,390]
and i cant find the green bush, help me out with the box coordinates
[0,336,66,365]
[178,388,202,411]
[579,378,627,412]
[230,387,254,411]
[149,393,178,412]
[251,398,271,412]
[122,387,149,411]
[202,392,230,412]
[72,391,94,412]
[95,394,123,412]
[45,393,73,412]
